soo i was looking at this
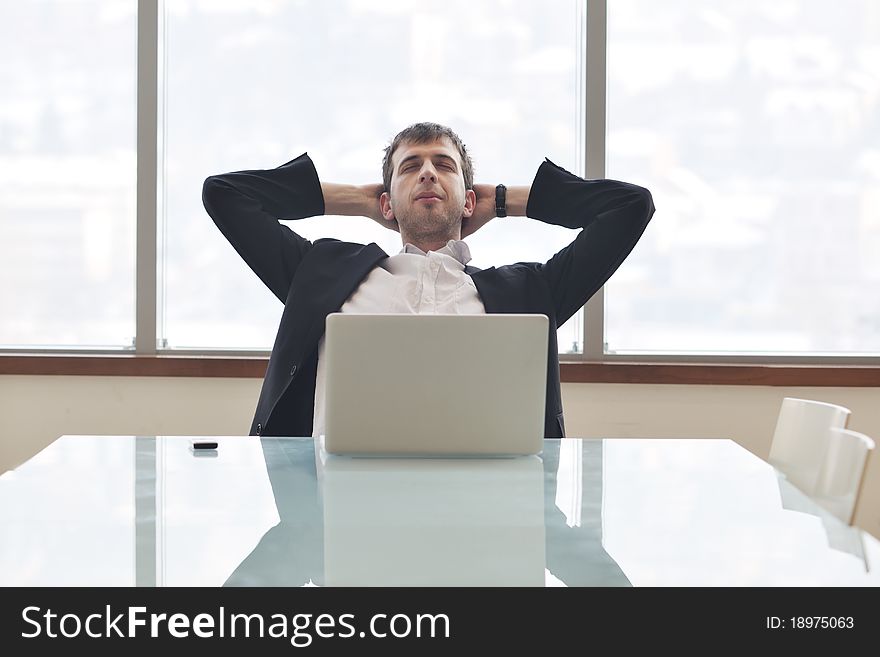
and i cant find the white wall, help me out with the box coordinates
[1,375,877,537]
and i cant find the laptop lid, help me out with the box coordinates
[322,313,548,457]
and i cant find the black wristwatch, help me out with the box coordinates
[495,184,507,218]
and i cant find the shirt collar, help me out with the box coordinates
[400,239,472,266]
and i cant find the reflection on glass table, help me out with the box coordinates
[1,436,878,587]
[225,438,628,587]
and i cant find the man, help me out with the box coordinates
[202,122,654,439]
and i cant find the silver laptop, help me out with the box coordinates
[322,313,548,456]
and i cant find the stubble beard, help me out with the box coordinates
[399,201,463,242]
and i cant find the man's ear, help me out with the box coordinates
[379,191,395,221]
[462,188,476,218]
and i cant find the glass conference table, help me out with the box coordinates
[1,435,878,587]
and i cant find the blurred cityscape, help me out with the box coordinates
[1,0,878,354]
[606,0,880,353]
[0,0,136,347]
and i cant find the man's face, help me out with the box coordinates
[380,137,475,238]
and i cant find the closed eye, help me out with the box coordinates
[398,157,457,173]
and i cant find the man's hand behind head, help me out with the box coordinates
[460,183,496,239]
[362,183,399,232]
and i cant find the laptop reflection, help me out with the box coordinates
[318,452,546,586]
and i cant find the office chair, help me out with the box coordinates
[767,397,851,500]
[812,428,875,525]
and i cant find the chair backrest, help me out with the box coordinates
[768,397,851,496]
[813,428,875,525]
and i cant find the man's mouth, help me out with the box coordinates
[416,195,442,202]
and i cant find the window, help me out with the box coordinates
[604,0,880,355]
[160,0,584,352]
[5,0,877,365]
[0,1,137,348]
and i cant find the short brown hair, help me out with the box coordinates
[382,122,474,192]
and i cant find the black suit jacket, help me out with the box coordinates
[202,154,654,438]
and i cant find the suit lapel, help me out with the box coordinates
[282,242,388,360]
[471,266,518,313]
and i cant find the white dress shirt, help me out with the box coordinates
[311,239,486,438]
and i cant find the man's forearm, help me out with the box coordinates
[320,182,375,216]
[506,186,530,217]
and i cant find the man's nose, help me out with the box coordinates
[418,163,438,183]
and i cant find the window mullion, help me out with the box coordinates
[135,0,159,354]
[583,0,607,361]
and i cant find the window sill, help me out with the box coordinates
[1,354,878,386]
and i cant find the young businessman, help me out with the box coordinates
[202,122,655,439]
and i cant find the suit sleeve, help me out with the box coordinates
[526,159,655,326]
[201,153,325,303]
